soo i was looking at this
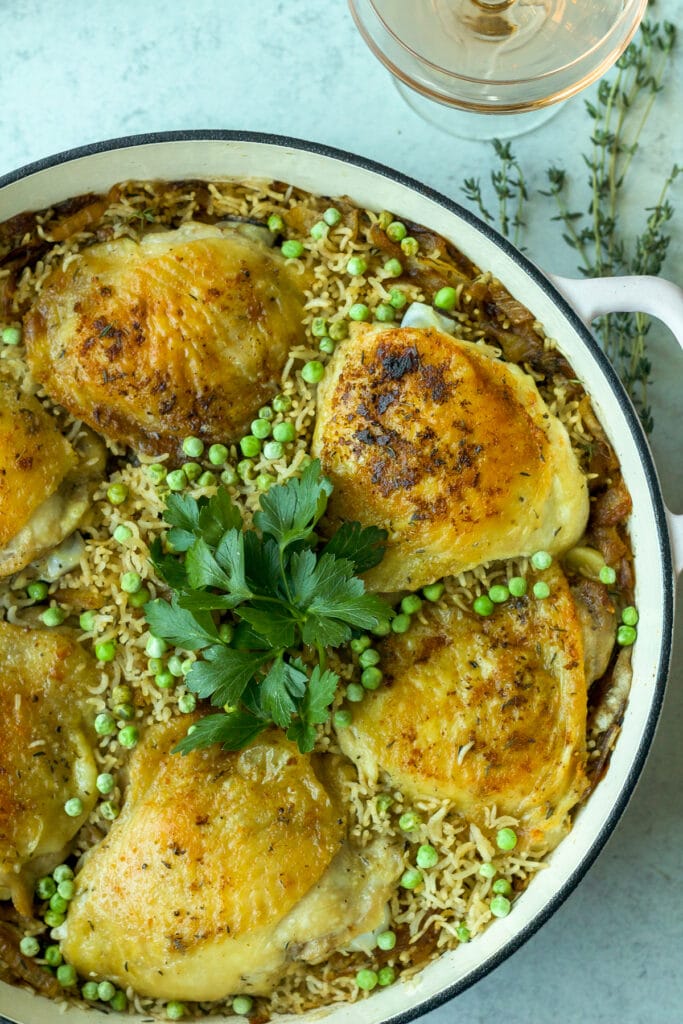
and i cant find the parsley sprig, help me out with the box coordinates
[144,460,392,755]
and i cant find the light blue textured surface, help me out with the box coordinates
[0,2,681,1022]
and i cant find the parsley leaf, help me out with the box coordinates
[322,521,388,573]
[173,711,266,755]
[145,459,394,757]
[253,459,332,550]
[144,596,219,650]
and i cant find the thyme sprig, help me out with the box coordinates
[460,19,679,434]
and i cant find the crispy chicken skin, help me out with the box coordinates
[0,621,98,914]
[338,565,591,852]
[312,324,589,592]
[0,382,106,578]
[23,223,306,460]
[63,721,401,1000]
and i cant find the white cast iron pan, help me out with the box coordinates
[0,132,681,1024]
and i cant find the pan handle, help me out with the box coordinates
[551,274,683,577]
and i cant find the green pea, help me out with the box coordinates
[361,666,383,690]
[57,879,74,900]
[533,581,550,599]
[416,844,439,869]
[240,435,261,458]
[350,635,371,653]
[97,981,116,1002]
[479,862,496,878]
[323,207,342,227]
[346,682,365,703]
[166,469,187,492]
[82,981,99,1000]
[311,317,328,338]
[43,909,65,928]
[147,463,166,484]
[251,417,272,439]
[492,878,513,897]
[182,461,202,482]
[328,320,348,341]
[237,458,254,480]
[490,894,511,918]
[272,421,296,443]
[53,864,74,883]
[401,594,422,615]
[423,582,444,602]
[389,286,407,308]
[155,669,174,689]
[41,606,66,627]
[207,443,228,466]
[35,876,57,900]
[1,326,21,345]
[94,712,116,736]
[384,258,403,277]
[358,648,380,668]
[531,550,552,571]
[178,693,197,714]
[372,620,391,637]
[488,584,509,604]
[319,336,335,354]
[508,576,527,597]
[166,1001,186,1020]
[281,239,304,259]
[375,302,396,323]
[263,440,284,461]
[100,801,119,821]
[231,994,253,1015]
[622,606,639,626]
[356,968,378,991]
[96,772,115,794]
[346,255,368,276]
[473,595,494,616]
[378,210,394,230]
[617,624,637,646]
[182,436,204,458]
[386,220,407,242]
[44,945,63,967]
[376,929,396,951]
[399,868,423,890]
[391,613,411,633]
[302,360,324,384]
[113,523,133,543]
[110,990,127,1011]
[221,467,238,486]
[197,471,217,487]
[27,581,49,601]
[128,586,151,608]
[49,891,68,914]
[496,827,518,851]
[118,725,139,748]
[333,709,352,729]
[378,965,396,986]
[106,483,129,505]
[272,392,293,413]
[434,286,458,311]
[64,797,83,818]
[19,935,40,957]
[120,571,142,595]
[376,793,393,813]
[456,924,471,942]
[400,236,419,256]
[267,213,285,233]
[95,640,116,662]
[599,565,617,585]
[256,473,275,491]
[114,702,135,721]
[349,302,371,322]
[310,220,327,240]
[398,811,421,832]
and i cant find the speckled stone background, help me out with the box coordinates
[0,2,681,1022]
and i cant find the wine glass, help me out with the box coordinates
[349,0,649,138]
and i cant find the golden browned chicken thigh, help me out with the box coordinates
[24,223,306,460]
[0,382,105,578]
[0,621,98,914]
[339,565,597,852]
[63,721,401,1000]
[312,324,589,592]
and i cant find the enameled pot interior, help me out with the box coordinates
[0,134,672,1024]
